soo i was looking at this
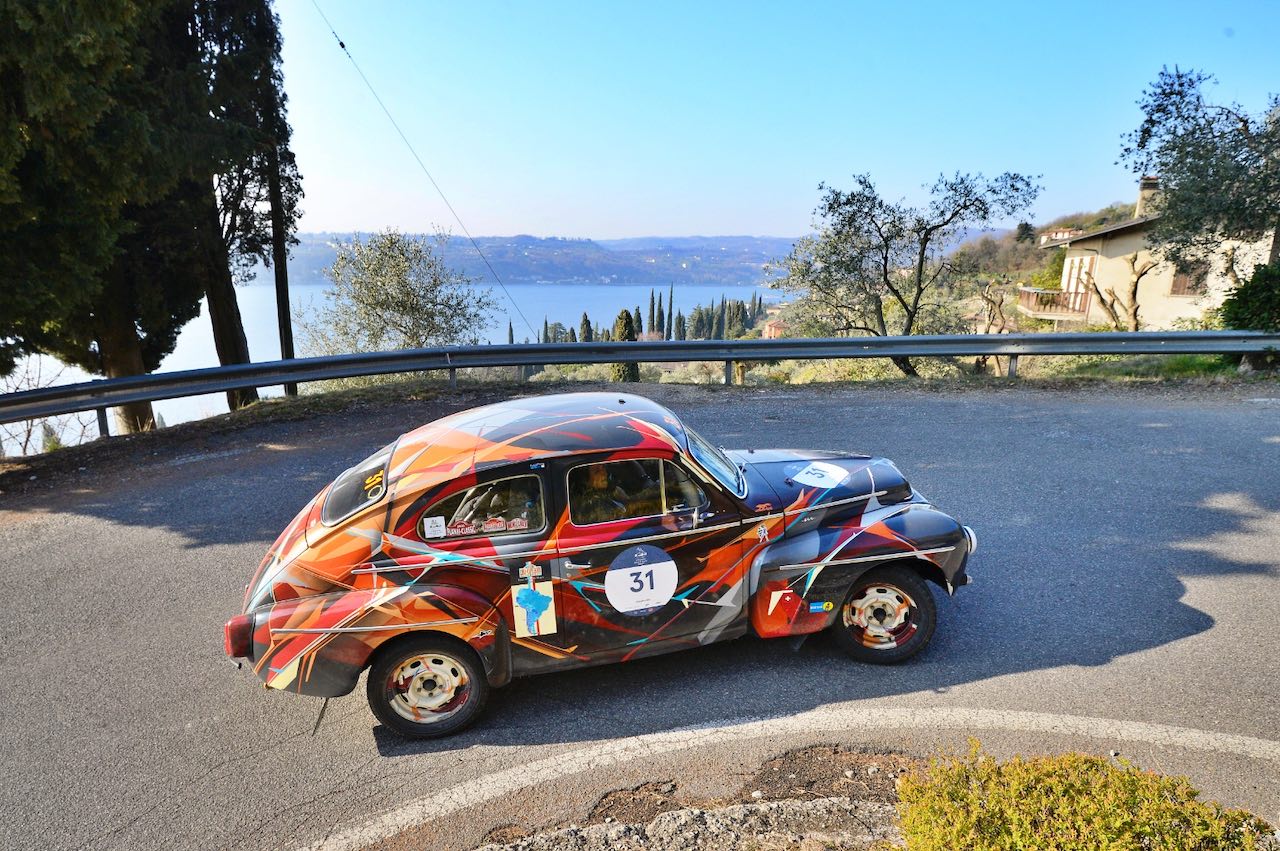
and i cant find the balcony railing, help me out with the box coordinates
[1018,287,1091,317]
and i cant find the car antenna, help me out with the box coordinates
[310,698,331,737]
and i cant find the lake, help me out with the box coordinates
[4,281,778,453]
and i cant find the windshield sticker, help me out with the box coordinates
[482,517,507,534]
[421,516,446,538]
[790,461,849,489]
[507,517,529,531]
[363,470,386,501]
[605,544,678,615]
[513,578,557,637]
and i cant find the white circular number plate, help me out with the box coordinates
[605,544,678,615]
[790,461,849,489]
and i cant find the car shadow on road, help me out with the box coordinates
[368,486,1278,758]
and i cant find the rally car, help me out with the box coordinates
[225,392,975,738]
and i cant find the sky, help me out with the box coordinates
[277,0,1280,240]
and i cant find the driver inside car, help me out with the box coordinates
[571,464,629,524]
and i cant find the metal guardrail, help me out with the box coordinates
[1,331,1276,429]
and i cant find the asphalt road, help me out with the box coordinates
[1,382,1278,850]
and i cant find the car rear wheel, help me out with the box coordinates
[366,636,489,738]
[830,565,936,665]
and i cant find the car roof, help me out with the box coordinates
[385,392,690,491]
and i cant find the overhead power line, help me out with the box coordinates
[308,0,536,339]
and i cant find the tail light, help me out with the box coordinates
[224,614,252,658]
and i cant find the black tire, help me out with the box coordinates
[366,635,490,738]
[830,565,937,665]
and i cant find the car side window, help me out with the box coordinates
[418,475,546,540]
[663,462,707,512]
[568,459,706,526]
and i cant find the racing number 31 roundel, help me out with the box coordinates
[605,545,678,616]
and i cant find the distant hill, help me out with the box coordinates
[262,233,801,288]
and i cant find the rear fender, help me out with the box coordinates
[250,583,510,698]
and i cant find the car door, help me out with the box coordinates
[551,451,749,660]
[411,464,561,643]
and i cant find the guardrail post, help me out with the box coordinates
[95,407,110,438]
[448,368,457,389]
[724,360,734,385]
[1006,355,1019,378]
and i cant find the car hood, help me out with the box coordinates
[725,449,911,516]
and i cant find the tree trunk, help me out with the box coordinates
[890,355,918,377]
[202,191,259,410]
[1269,225,1280,267]
[99,297,155,434]
[266,145,296,396]
[1126,273,1141,331]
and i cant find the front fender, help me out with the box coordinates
[748,504,969,639]
[249,583,509,698]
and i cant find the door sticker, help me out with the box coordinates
[605,544,678,616]
[513,578,557,637]
[790,461,848,489]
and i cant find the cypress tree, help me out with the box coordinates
[579,312,593,343]
[507,320,514,345]
[675,311,686,341]
[610,309,639,382]
[666,285,675,339]
[633,306,643,337]
[647,289,656,337]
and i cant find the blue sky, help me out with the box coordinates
[277,0,1280,239]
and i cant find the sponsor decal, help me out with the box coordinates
[605,544,678,615]
[446,519,477,537]
[766,587,802,620]
[755,502,774,511]
[756,524,768,541]
[512,579,557,638]
[421,515,446,538]
[482,517,507,533]
[518,562,542,580]
[790,461,849,489]
[808,600,835,614]
[506,516,529,531]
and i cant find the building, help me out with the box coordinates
[762,318,789,339]
[1018,177,1271,329]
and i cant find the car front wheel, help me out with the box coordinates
[830,565,936,664]
[366,636,489,738]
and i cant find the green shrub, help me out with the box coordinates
[1222,262,1280,332]
[898,743,1271,851]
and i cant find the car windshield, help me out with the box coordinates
[685,426,744,497]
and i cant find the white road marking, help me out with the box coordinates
[303,705,1280,851]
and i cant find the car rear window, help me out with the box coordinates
[321,444,394,525]
[418,475,546,540]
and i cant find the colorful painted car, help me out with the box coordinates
[225,392,975,737]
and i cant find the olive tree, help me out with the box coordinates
[770,172,1038,376]
[298,230,494,389]
[1121,67,1280,279]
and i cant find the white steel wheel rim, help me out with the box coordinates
[843,583,916,650]
[387,652,470,724]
